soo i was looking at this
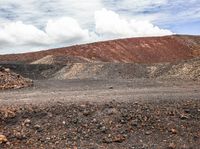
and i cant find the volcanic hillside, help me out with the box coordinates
[50,58,200,80]
[0,35,200,64]
[31,55,95,65]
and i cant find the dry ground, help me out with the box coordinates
[0,79,200,148]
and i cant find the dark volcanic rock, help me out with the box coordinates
[0,99,200,148]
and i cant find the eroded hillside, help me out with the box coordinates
[0,35,200,63]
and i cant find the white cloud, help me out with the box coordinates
[0,8,174,54]
[110,0,168,11]
[45,17,89,43]
[0,0,103,28]
[0,21,49,45]
[0,17,90,53]
[95,9,172,39]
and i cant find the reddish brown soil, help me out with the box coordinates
[0,35,200,63]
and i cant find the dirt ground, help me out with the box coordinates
[0,79,200,149]
[0,79,200,105]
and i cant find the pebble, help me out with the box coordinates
[0,135,7,144]
[34,124,41,129]
[109,86,114,89]
[24,119,31,124]
[168,143,176,149]
[145,131,152,135]
[34,125,43,132]
[180,114,189,120]
[100,126,107,133]
[83,110,90,116]
[170,128,177,134]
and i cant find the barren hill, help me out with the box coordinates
[31,55,94,65]
[0,35,200,63]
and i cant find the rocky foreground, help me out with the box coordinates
[0,99,200,149]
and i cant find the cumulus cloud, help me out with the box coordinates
[0,21,49,45]
[0,8,174,54]
[95,9,172,39]
[45,17,89,43]
[0,17,90,53]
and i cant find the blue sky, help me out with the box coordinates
[165,20,200,35]
[0,0,199,54]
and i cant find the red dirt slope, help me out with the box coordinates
[0,35,200,63]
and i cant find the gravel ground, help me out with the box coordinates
[0,79,200,148]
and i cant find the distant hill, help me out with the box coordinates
[0,35,200,64]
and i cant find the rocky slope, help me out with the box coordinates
[52,58,200,80]
[1,57,200,81]
[31,55,94,65]
[0,35,200,63]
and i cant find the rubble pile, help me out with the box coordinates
[164,58,200,80]
[0,66,33,90]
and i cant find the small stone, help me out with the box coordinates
[193,135,199,141]
[131,120,138,127]
[109,86,113,89]
[145,131,152,135]
[24,119,31,124]
[92,118,97,123]
[80,104,86,108]
[184,109,190,113]
[34,125,43,132]
[113,134,126,143]
[120,119,126,124]
[4,110,16,118]
[180,114,189,120]
[100,126,107,133]
[168,143,176,149]
[48,113,53,118]
[34,124,41,129]
[181,144,188,149]
[6,141,11,146]
[4,68,10,72]
[170,128,177,134]
[83,110,90,116]
[106,108,118,115]
[0,135,7,144]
